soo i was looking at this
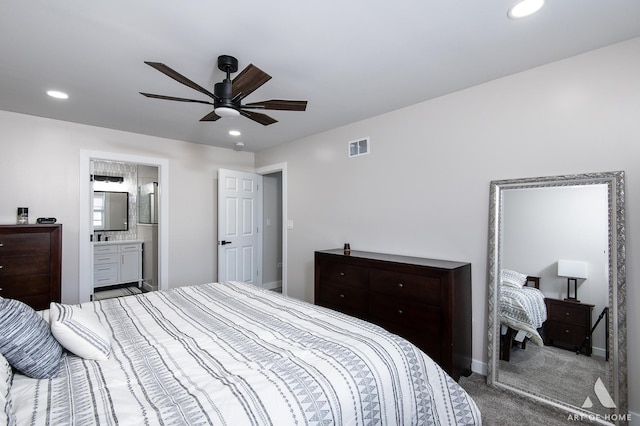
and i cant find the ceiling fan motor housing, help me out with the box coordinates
[214,80,237,110]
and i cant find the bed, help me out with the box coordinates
[2,281,481,425]
[498,270,547,361]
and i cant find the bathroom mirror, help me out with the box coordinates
[93,191,129,231]
[487,171,626,423]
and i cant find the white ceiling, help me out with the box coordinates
[1,1,639,152]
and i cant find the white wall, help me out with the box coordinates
[256,37,640,417]
[0,111,254,303]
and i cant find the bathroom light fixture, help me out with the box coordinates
[215,106,240,118]
[229,130,241,136]
[91,174,124,183]
[47,90,69,99]
[233,142,245,151]
[508,0,544,19]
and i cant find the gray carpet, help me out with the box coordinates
[459,373,571,425]
[459,343,613,424]
[499,343,609,416]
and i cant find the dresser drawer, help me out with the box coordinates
[0,254,50,276]
[370,269,441,305]
[0,233,50,255]
[318,261,368,289]
[545,321,587,346]
[94,253,119,264]
[0,274,50,298]
[94,262,118,286]
[369,291,442,334]
[317,283,368,316]
[120,244,141,252]
[547,301,588,325]
[94,245,119,255]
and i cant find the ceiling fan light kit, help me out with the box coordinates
[214,106,240,118]
[141,55,307,126]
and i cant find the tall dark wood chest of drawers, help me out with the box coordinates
[544,298,594,355]
[314,249,472,381]
[0,225,62,310]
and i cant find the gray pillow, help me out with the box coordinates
[0,297,63,378]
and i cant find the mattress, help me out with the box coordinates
[10,281,481,425]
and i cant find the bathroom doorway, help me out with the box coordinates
[79,150,169,304]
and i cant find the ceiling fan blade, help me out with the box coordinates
[200,110,221,121]
[232,64,271,100]
[144,61,217,100]
[243,99,307,111]
[240,110,277,126]
[140,92,214,106]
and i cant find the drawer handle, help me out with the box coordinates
[0,243,3,247]
[339,294,345,298]
[398,283,404,288]
[398,309,403,315]
[565,312,570,316]
[339,272,345,277]
[0,287,3,291]
[565,329,570,333]
[0,265,3,269]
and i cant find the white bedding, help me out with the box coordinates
[10,281,481,425]
[499,285,547,346]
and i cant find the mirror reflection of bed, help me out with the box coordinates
[494,180,614,417]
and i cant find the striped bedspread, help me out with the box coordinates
[499,285,547,345]
[11,281,481,425]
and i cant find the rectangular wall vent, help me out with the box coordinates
[348,137,370,158]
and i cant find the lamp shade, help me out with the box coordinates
[557,260,588,279]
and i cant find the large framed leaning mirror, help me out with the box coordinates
[487,171,627,424]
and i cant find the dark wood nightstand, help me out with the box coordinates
[544,298,594,355]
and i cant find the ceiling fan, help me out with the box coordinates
[140,55,307,126]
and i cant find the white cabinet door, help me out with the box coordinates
[120,250,140,283]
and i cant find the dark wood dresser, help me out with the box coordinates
[314,249,472,381]
[544,298,594,355]
[0,224,62,310]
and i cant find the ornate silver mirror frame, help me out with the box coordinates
[487,171,626,424]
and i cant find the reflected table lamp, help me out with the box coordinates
[557,259,588,302]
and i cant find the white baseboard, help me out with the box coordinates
[471,359,487,376]
[263,280,282,290]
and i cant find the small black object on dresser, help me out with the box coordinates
[314,249,472,381]
[36,217,57,224]
[0,224,62,310]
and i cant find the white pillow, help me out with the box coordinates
[501,269,528,288]
[50,303,111,361]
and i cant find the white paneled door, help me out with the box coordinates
[217,169,263,286]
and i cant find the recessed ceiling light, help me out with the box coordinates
[508,0,544,19]
[229,130,241,136]
[46,90,69,99]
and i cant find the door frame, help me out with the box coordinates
[255,162,288,296]
[79,150,169,303]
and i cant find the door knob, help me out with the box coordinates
[219,240,232,245]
